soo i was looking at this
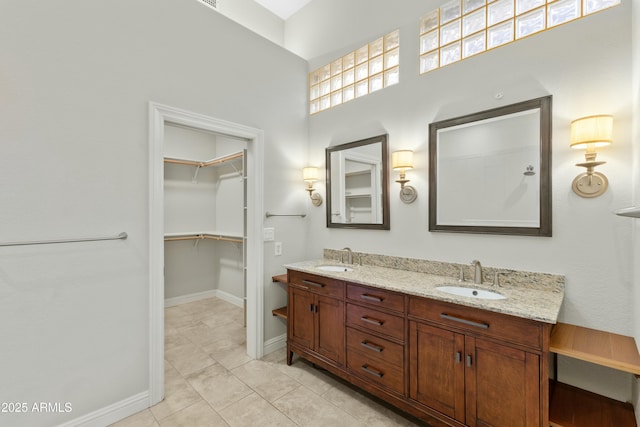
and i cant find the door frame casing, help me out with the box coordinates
[148,102,264,405]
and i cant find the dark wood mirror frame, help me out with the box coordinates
[326,134,390,230]
[429,96,552,236]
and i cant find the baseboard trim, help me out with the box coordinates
[56,391,149,427]
[215,289,244,308]
[263,333,286,356]
[164,290,218,307]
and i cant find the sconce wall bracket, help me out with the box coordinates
[399,185,417,204]
[572,171,608,198]
[309,191,323,207]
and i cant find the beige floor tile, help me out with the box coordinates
[109,409,159,427]
[260,347,287,365]
[187,363,253,411]
[158,400,229,427]
[218,392,297,427]
[278,357,339,395]
[165,330,194,352]
[322,381,422,426]
[150,379,203,421]
[165,306,201,329]
[273,385,364,427]
[164,360,185,389]
[165,342,217,376]
[231,359,301,402]
[204,338,252,370]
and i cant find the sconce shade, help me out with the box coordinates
[392,150,414,170]
[302,167,319,182]
[570,115,613,150]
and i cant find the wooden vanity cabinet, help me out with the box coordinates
[287,270,345,367]
[409,297,550,427]
[286,269,552,427]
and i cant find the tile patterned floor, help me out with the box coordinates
[111,297,426,427]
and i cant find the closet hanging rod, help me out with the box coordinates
[265,212,307,218]
[0,232,128,247]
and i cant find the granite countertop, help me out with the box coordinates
[284,259,564,324]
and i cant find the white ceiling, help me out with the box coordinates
[253,0,314,20]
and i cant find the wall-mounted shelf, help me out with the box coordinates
[164,151,244,168]
[549,322,639,427]
[164,231,243,243]
[272,274,288,320]
[164,151,244,182]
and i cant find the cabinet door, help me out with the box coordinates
[288,287,314,350]
[315,294,345,365]
[466,336,540,427]
[409,321,465,422]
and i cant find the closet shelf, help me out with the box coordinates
[164,151,244,168]
[164,231,243,243]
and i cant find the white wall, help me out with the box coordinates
[294,1,635,402]
[0,0,308,425]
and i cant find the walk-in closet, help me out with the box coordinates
[163,123,247,315]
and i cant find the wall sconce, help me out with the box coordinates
[391,150,418,204]
[302,167,323,206]
[570,115,613,198]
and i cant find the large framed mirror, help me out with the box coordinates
[429,96,552,236]
[326,134,390,229]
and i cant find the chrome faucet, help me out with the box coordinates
[471,260,482,284]
[341,247,353,264]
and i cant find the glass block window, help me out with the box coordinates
[309,30,400,114]
[419,0,620,74]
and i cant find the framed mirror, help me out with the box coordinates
[429,96,552,236]
[326,134,390,229]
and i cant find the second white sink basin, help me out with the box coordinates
[436,285,506,300]
[316,265,354,272]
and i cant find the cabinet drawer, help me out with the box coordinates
[347,347,404,395]
[347,327,404,368]
[288,270,344,298]
[408,296,542,349]
[346,303,405,341]
[347,284,405,313]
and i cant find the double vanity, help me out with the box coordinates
[282,253,564,427]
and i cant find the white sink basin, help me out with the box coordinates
[436,285,506,300]
[316,265,354,272]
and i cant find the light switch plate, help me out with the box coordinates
[263,227,275,241]
[274,242,282,256]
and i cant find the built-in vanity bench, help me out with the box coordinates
[283,256,564,427]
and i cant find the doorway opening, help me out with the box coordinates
[148,103,264,405]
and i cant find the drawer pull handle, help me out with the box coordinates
[361,294,383,303]
[467,354,473,367]
[360,340,384,353]
[455,351,462,363]
[360,316,384,326]
[440,313,489,330]
[302,279,325,288]
[361,364,384,378]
